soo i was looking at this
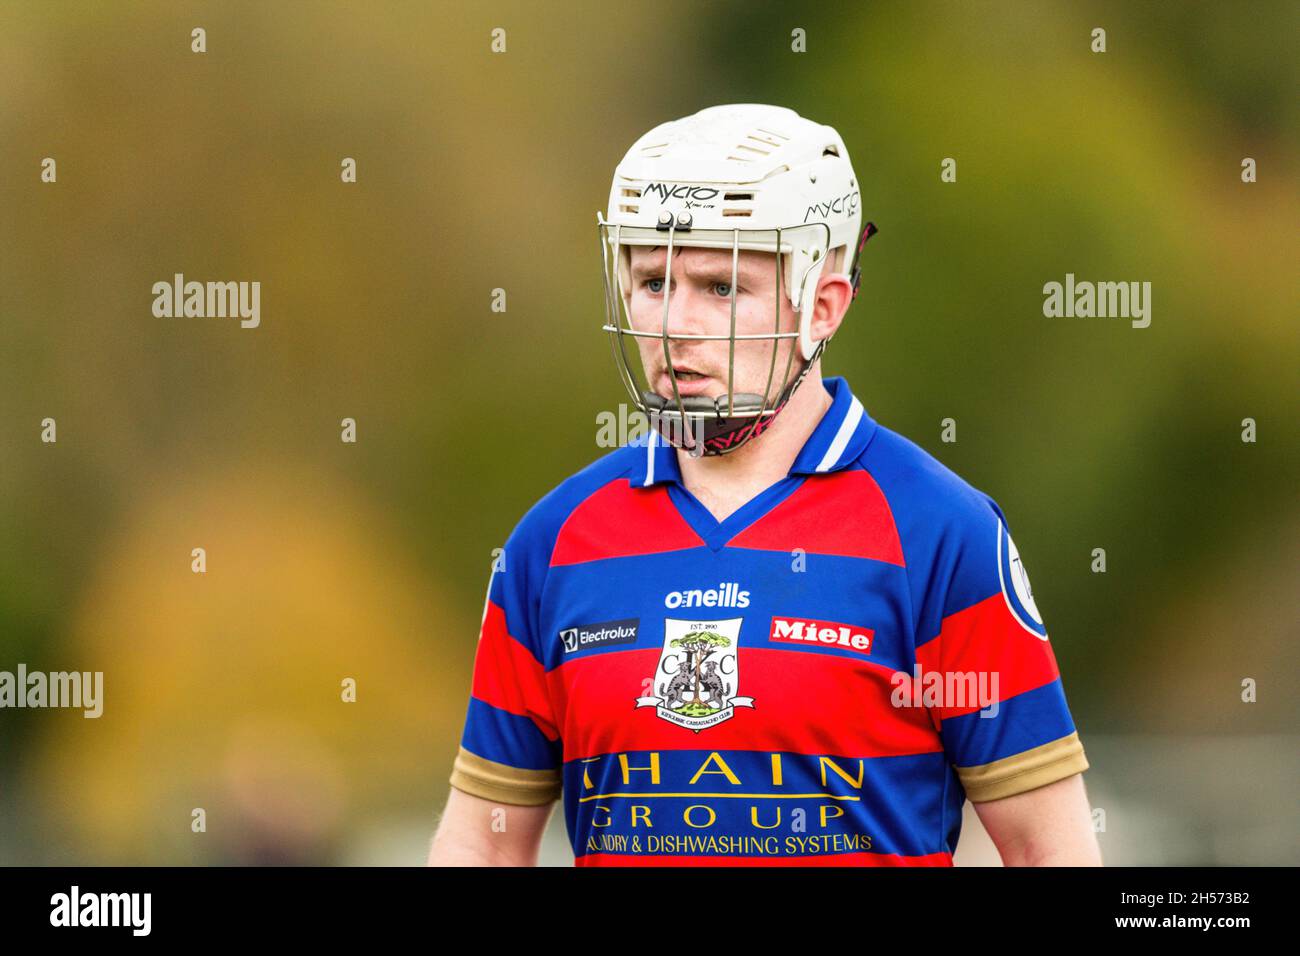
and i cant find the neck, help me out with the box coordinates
[676,366,833,488]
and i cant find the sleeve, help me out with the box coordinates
[915,494,1089,803]
[447,523,563,806]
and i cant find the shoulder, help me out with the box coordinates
[506,437,649,559]
[855,421,1043,629]
[854,421,1006,537]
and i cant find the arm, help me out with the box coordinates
[917,497,1096,866]
[427,786,557,867]
[973,772,1101,866]
[433,512,564,866]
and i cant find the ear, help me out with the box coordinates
[808,247,854,343]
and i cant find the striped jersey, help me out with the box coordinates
[449,375,1089,865]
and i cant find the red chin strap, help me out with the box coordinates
[697,398,786,454]
[848,221,879,302]
[642,341,826,457]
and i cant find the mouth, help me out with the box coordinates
[659,366,714,397]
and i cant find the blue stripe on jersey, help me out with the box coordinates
[541,548,913,673]
[562,748,955,859]
[460,696,562,771]
[939,677,1078,768]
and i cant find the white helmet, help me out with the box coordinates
[597,103,877,456]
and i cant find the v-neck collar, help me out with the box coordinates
[627,376,878,552]
[664,473,807,551]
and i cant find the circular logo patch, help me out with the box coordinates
[1006,534,1043,625]
[998,521,1047,638]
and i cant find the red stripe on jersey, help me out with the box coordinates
[914,592,1062,723]
[472,600,560,740]
[550,479,703,567]
[575,850,952,867]
[549,646,942,761]
[727,468,904,565]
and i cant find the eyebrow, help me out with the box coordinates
[629,257,766,284]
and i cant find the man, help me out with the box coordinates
[428,104,1099,866]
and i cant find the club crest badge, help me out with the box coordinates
[997,519,1048,639]
[635,617,754,731]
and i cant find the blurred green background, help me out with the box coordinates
[0,0,1295,865]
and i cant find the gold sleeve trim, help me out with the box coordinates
[956,731,1089,803]
[448,746,562,807]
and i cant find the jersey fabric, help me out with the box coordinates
[448,375,1089,866]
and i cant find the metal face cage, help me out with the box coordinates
[597,214,831,457]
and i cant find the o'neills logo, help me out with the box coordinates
[665,583,750,609]
[769,616,873,656]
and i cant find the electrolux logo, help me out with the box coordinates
[560,618,639,654]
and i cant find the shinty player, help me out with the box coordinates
[428,104,1099,866]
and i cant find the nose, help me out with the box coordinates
[650,266,714,341]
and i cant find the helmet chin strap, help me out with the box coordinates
[640,339,826,457]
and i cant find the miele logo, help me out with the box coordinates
[769,616,873,655]
[664,583,750,609]
[560,618,639,654]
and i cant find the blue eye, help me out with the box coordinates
[642,278,735,296]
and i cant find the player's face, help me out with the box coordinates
[623,244,800,402]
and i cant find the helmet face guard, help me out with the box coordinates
[598,215,831,457]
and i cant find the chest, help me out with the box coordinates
[538,545,930,761]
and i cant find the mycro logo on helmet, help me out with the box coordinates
[641,182,719,208]
[559,619,639,654]
[803,189,859,223]
[664,583,750,609]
